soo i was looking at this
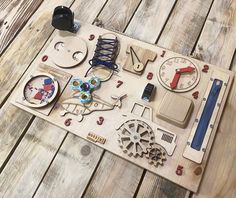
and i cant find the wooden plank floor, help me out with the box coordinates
[0,0,235,197]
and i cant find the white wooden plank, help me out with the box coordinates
[83,152,143,198]
[125,0,176,43]
[0,118,67,198]
[158,0,214,55]
[34,133,103,198]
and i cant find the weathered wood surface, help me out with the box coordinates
[97,0,142,32]
[158,0,214,55]
[34,134,104,198]
[192,0,236,197]
[0,0,74,172]
[137,171,189,198]
[125,0,176,42]
[0,118,67,197]
[84,152,143,198]
[0,0,43,54]
[0,0,235,197]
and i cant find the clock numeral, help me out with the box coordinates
[166,61,173,66]
[174,58,179,63]
[187,81,192,86]
[180,59,187,63]
[161,66,166,70]
[161,72,165,76]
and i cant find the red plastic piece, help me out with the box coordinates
[97,116,104,125]
[44,84,53,91]
[116,80,123,88]
[147,72,153,80]
[64,118,72,126]
[170,73,181,89]
[176,165,183,176]
[89,34,95,41]
[34,92,43,100]
[176,66,195,74]
[42,55,48,62]
[202,65,209,73]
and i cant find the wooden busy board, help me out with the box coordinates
[12,22,234,192]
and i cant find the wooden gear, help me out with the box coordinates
[146,143,166,166]
[117,119,155,157]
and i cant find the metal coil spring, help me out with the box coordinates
[85,36,119,77]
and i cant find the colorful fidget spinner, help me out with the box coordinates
[69,76,101,103]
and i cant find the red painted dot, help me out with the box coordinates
[42,55,48,62]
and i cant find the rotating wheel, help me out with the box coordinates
[146,143,166,166]
[117,119,155,157]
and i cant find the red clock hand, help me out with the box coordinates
[170,72,181,89]
[176,66,195,73]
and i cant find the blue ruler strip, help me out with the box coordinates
[191,79,223,151]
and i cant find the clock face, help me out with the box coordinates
[23,74,59,108]
[157,57,200,92]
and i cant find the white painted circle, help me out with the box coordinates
[157,57,200,92]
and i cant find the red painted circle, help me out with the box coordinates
[42,55,48,62]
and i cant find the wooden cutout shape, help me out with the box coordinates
[87,132,106,144]
[117,101,177,156]
[60,94,127,122]
[116,116,177,156]
[130,102,153,121]
[156,92,194,128]
[183,70,230,163]
[22,73,59,108]
[123,45,157,75]
[157,57,200,92]
[50,36,87,68]
[16,64,71,115]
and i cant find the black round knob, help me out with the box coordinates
[52,6,74,32]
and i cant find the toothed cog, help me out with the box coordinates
[146,143,166,166]
[117,119,155,157]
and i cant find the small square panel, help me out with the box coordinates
[157,92,193,128]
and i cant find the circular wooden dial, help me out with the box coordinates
[50,36,87,68]
[23,73,59,108]
[157,57,200,92]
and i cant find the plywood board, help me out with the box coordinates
[11,22,234,192]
